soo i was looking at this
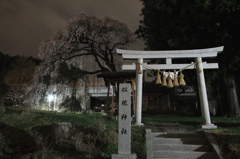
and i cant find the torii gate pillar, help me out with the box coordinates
[196,57,217,129]
[117,46,223,129]
[135,58,144,126]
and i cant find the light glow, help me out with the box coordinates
[48,94,58,111]
[48,95,54,101]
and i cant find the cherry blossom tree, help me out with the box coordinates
[25,14,136,110]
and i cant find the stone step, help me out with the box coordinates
[153,151,215,158]
[151,127,201,133]
[146,129,220,159]
[154,158,205,159]
[152,133,204,139]
[153,138,207,145]
[153,144,211,152]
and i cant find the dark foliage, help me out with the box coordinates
[0,52,41,97]
[137,0,240,116]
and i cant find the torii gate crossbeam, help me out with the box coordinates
[117,46,224,129]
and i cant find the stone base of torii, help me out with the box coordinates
[117,46,224,129]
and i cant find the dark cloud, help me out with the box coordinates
[0,0,144,57]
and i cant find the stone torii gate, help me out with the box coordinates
[117,46,224,129]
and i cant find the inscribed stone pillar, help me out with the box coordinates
[112,83,136,159]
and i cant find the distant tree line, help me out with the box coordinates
[0,52,41,106]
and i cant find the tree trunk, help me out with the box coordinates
[214,78,229,116]
[227,77,240,117]
[70,80,77,112]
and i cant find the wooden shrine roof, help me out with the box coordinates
[97,71,136,85]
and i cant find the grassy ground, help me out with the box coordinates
[0,108,239,158]
[0,107,145,159]
[142,111,240,134]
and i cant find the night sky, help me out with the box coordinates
[0,0,144,58]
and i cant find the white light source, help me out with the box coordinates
[48,95,54,111]
[48,95,54,102]
[48,94,57,111]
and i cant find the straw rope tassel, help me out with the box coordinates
[179,71,186,86]
[156,69,162,84]
[162,71,167,86]
[137,63,142,74]
[198,67,202,73]
[173,70,179,86]
[197,61,202,73]
[167,71,173,88]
